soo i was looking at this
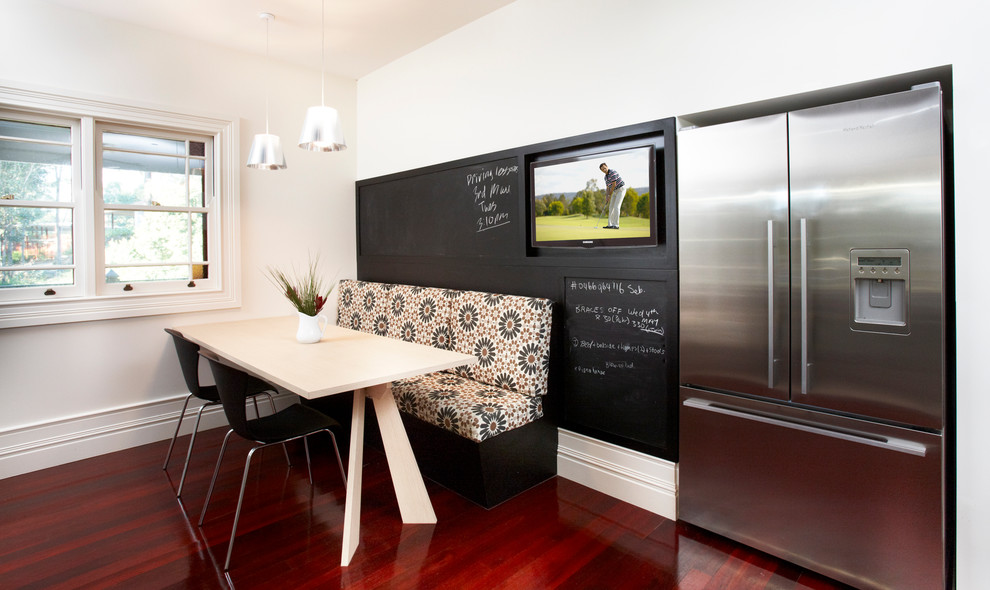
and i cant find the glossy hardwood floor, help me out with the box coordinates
[0,427,853,589]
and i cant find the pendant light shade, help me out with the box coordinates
[247,133,287,169]
[299,0,347,152]
[299,105,346,151]
[247,13,287,170]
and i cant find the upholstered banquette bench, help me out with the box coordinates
[334,279,557,507]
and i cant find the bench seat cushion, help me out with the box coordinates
[392,372,543,443]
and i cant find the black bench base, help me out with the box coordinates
[400,412,557,509]
[303,393,557,509]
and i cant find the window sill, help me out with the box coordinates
[0,288,240,329]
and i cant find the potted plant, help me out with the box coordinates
[266,256,337,343]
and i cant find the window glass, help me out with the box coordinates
[190,158,205,207]
[0,119,71,143]
[1,268,73,288]
[102,132,184,156]
[102,151,189,207]
[104,210,204,267]
[0,136,72,202]
[0,206,73,287]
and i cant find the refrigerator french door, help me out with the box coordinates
[677,85,946,590]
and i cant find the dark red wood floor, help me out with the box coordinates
[0,427,853,589]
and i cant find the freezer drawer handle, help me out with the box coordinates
[683,397,927,457]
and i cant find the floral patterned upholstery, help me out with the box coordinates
[335,279,553,442]
[447,290,553,398]
[336,280,392,334]
[338,280,454,347]
[391,372,543,443]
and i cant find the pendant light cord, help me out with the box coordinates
[265,14,271,134]
[320,0,326,108]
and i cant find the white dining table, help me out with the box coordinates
[173,315,477,566]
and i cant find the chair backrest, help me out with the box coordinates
[164,328,217,400]
[201,352,255,441]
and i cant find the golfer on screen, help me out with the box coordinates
[600,162,626,229]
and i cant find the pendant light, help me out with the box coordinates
[298,0,347,151]
[246,12,287,169]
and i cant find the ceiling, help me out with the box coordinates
[44,0,516,80]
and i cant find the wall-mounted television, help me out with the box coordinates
[529,142,658,249]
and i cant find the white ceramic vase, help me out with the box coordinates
[296,311,328,343]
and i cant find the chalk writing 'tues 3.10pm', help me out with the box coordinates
[467,164,518,233]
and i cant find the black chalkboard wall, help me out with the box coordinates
[355,118,679,459]
[564,277,674,451]
[359,158,519,258]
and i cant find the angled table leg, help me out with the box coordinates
[340,383,436,567]
[341,387,367,567]
[366,382,437,524]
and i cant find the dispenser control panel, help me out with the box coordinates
[850,248,910,335]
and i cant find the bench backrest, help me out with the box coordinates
[446,289,552,398]
[337,279,552,397]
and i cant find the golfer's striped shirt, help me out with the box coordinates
[604,168,625,194]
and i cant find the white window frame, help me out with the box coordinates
[0,82,240,328]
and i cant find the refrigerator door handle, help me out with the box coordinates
[767,220,775,389]
[682,397,927,457]
[800,218,810,394]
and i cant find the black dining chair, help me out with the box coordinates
[197,351,347,571]
[162,328,284,497]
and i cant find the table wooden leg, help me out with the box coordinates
[366,383,437,524]
[341,387,367,567]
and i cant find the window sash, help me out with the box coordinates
[94,123,217,296]
[0,112,82,300]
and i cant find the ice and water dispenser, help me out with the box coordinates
[850,248,910,334]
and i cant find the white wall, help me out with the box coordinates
[356,0,990,587]
[0,2,357,474]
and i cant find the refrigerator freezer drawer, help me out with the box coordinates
[679,388,944,590]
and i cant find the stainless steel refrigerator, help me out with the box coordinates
[677,85,946,590]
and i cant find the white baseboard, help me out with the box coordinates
[0,393,291,480]
[556,428,678,520]
[4,403,679,522]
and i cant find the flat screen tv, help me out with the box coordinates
[529,143,658,249]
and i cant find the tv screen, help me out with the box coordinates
[529,144,658,249]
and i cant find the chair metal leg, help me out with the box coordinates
[199,429,234,527]
[176,401,217,497]
[162,394,193,470]
[224,446,261,571]
[200,428,346,571]
[303,436,313,485]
